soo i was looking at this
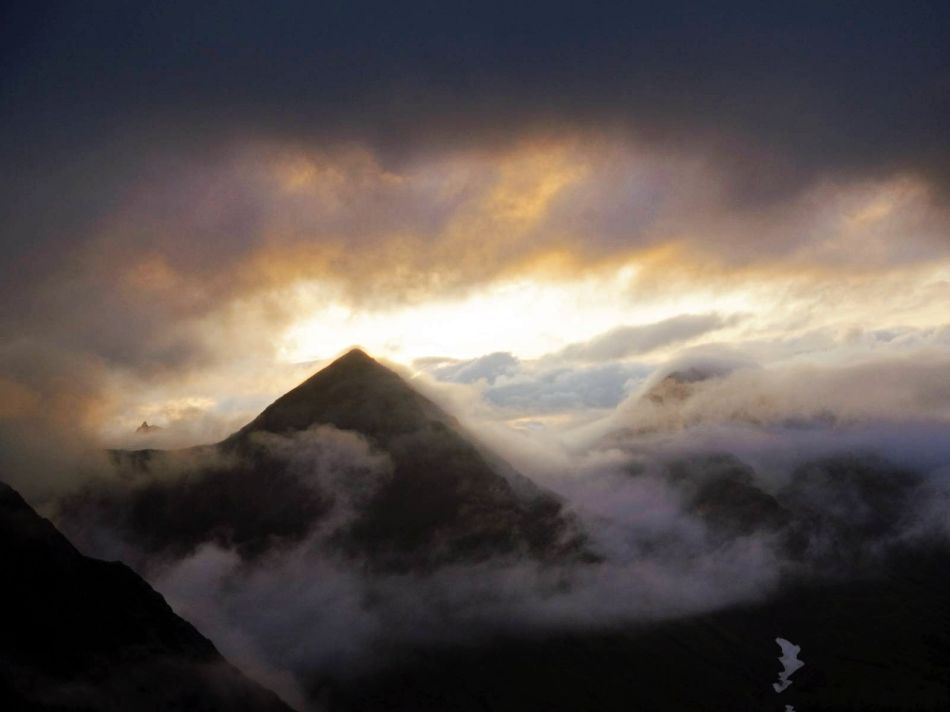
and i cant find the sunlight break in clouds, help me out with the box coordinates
[277,267,759,363]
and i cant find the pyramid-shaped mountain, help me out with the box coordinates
[233,348,462,440]
[64,350,588,570]
[0,480,292,711]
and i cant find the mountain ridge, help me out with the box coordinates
[0,479,294,711]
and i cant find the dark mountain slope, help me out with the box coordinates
[0,480,293,712]
[665,453,792,539]
[659,452,924,572]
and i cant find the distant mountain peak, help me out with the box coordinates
[135,420,162,434]
[643,364,734,406]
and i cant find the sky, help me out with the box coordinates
[1,1,949,466]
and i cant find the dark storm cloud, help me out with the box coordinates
[3,1,949,226]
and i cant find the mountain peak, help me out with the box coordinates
[335,347,374,364]
[236,348,437,439]
[307,347,391,383]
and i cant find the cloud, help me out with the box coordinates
[150,484,783,710]
[4,2,949,201]
[0,341,115,502]
[422,352,520,385]
[416,352,652,417]
[250,426,394,530]
[412,313,745,420]
[486,362,651,412]
[553,313,739,362]
[615,352,950,435]
[0,132,948,453]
